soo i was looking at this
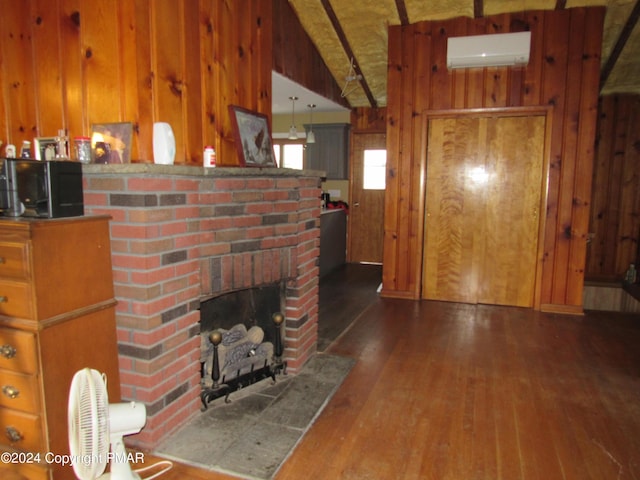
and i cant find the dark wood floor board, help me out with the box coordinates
[318,263,382,351]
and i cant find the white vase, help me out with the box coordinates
[153,122,175,165]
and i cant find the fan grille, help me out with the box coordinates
[68,368,110,479]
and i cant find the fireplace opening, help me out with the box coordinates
[199,283,285,345]
[199,283,287,407]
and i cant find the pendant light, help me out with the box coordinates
[306,104,316,144]
[288,96,298,140]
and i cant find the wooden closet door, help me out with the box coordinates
[422,114,545,307]
[423,117,486,304]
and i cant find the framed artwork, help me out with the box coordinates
[34,137,59,160]
[90,122,133,164]
[228,105,277,167]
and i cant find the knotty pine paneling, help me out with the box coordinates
[587,94,640,282]
[0,2,38,143]
[382,7,605,313]
[212,0,273,166]
[351,107,387,133]
[32,0,65,131]
[0,0,273,166]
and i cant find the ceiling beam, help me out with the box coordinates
[395,0,409,25]
[320,0,378,108]
[474,0,484,18]
[600,0,640,91]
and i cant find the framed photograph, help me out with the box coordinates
[34,137,60,160]
[90,122,133,164]
[228,105,277,167]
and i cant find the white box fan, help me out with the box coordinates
[68,368,172,480]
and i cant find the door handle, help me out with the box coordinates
[354,202,360,207]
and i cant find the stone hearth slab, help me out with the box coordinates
[154,353,355,479]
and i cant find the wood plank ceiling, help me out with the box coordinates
[288,0,640,108]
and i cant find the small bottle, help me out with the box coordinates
[203,146,216,167]
[20,141,32,158]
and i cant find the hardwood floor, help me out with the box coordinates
[141,271,640,479]
[318,263,382,351]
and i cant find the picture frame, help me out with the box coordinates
[90,122,133,164]
[228,105,277,167]
[34,137,60,160]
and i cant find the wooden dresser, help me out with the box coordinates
[0,216,120,480]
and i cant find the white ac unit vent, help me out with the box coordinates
[447,31,531,69]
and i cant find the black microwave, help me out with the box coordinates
[0,159,84,218]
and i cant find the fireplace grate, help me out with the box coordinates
[200,312,287,409]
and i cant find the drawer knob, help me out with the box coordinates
[5,426,23,443]
[2,385,19,399]
[0,296,7,303]
[0,257,5,264]
[0,344,16,359]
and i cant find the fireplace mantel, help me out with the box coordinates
[81,163,323,449]
[82,162,326,178]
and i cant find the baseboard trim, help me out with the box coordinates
[540,303,584,315]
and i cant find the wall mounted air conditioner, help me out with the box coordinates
[447,31,531,69]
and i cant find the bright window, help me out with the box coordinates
[272,141,304,169]
[282,144,304,169]
[363,149,387,190]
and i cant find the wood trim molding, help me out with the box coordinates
[421,105,554,119]
[379,288,419,300]
[540,304,585,315]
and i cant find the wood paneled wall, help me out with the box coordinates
[0,0,272,166]
[383,7,605,313]
[351,107,387,133]
[587,94,640,281]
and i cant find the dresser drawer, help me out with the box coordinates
[0,281,33,319]
[0,329,38,375]
[0,459,51,480]
[0,408,45,453]
[0,242,30,280]
[0,371,40,413]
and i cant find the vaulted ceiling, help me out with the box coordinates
[287,0,640,109]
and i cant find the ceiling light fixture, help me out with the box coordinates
[288,96,298,140]
[306,104,316,144]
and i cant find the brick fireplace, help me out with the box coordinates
[81,164,322,449]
